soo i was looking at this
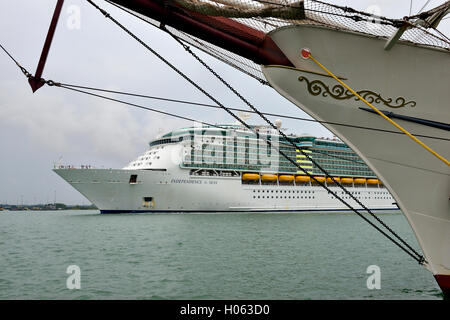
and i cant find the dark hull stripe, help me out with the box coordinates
[100,208,400,214]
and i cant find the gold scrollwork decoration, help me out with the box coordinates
[298,76,416,108]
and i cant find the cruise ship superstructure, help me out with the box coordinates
[54,124,396,213]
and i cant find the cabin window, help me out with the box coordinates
[129,175,138,184]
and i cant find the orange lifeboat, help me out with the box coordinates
[313,176,326,183]
[367,178,379,185]
[279,175,294,182]
[354,178,367,184]
[295,176,310,183]
[242,173,260,181]
[341,177,353,184]
[261,174,278,182]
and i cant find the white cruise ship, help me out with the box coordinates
[54,123,396,213]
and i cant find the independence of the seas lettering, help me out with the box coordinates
[171,179,218,185]
[179,304,270,318]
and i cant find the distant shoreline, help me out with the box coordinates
[0,203,97,211]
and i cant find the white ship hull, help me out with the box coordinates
[54,167,397,213]
[261,25,450,295]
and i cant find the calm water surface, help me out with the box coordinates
[0,210,443,299]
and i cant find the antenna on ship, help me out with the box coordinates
[156,127,163,139]
[54,155,63,169]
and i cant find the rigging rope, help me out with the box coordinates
[59,85,371,166]
[55,83,450,142]
[0,43,32,79]
[85,0,425,264]
[54,82,375,166]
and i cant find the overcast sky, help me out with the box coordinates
[0,0,448,205]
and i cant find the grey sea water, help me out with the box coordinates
[0,210,443,300]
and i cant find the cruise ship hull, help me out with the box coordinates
[54,168,397,213]
[261,25,450,296]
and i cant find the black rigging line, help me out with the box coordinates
[56,82,450,142]
[418,0,433,15]
[0,43,21,66]
[86,0,425,263]
[41,81,369,166]
[58,86,367,168]
[54,82,369,166]
[0,43,32,79]
[58,85,222,128]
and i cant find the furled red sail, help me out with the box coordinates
[107,0,449,82]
